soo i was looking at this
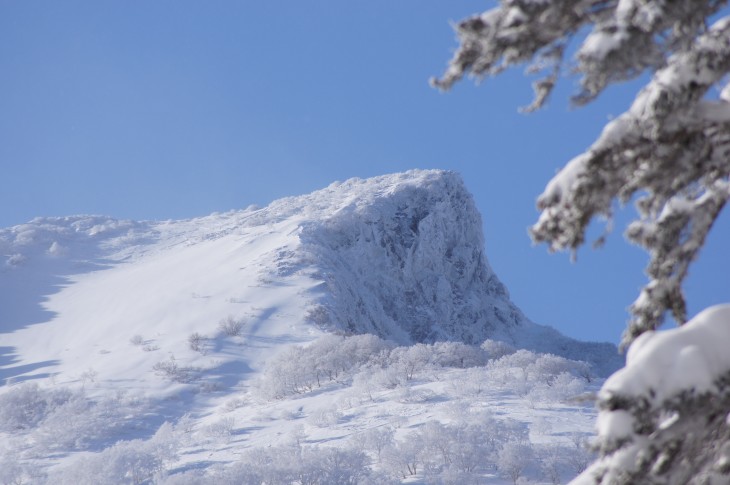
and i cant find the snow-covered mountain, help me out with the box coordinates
[0,169,620,483]
[1,169,619,385]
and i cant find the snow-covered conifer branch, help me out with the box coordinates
[434,1,730,346]
[574,305,730,483]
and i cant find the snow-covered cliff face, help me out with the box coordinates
[290,170,622,374]
[298,171,516,344]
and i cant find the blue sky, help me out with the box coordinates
[2,1,728,344]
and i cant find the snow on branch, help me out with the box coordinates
[434,1,730,347]
[432,1,726,106]
[626,180,730,344]
[431,0,598,109]
[573,305,730,483]
[531,17,730,347]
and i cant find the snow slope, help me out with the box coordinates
[1,210,323,399]
[0,169,621,483]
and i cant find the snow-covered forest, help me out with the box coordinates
[3,335,599,484]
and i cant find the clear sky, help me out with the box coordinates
[2,1,728,345]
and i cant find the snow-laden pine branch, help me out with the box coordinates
[573,305,730,483]
[434,0,730,347]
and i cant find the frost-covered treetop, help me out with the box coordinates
[433,0,730,347]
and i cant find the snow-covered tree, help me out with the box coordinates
[498,441,535,484]
[433,0,730,348]
[351,426,395,463]
[51,421,182,485]
[228,443,375,485]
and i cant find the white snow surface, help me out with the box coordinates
[604,304,730,406]
[0,169,618,483]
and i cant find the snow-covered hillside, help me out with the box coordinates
[0,170,620,483]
